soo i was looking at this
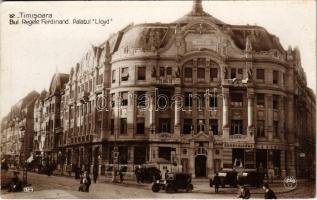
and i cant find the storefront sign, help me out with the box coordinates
[223,142,254,148]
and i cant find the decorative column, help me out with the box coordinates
[247,90,254,140]
[279,96,285,141]
[189,141,195,178]
[207,142,214,178]
[286,146,296,176]
[127,91,135,136]
[149,90,156,134]
[174,87,181,136]
[222,87,229,138]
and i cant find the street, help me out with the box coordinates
[1,172,315,199]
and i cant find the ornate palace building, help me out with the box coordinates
[1,0,315,179]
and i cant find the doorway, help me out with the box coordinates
[195,155,207,177]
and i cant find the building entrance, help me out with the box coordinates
[195,155,207,177]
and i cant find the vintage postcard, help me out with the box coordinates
[0,0,315,199]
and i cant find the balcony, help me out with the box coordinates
[149,132,179,142]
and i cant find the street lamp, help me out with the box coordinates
[112,94,120,183]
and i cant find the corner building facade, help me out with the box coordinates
[60,0,315,179]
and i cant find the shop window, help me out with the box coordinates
[183,119,192,134]
[231,68,236,79]
[210,68,218,81]
[230,120,243,135]
[137,66,146,81]
[256,94,265,108]
[121,67,129,81]
[134,147,146,164]
[273,70,279,84]
[184,68,192,78]
[209,119,218,135]
[159,118,171,133]
[197,68,205,79]
[256,69,265,81]
[257,120,265,137]
[158,147,171,161]
[121,92,128,106]
[120,118,127,134]
[185,92,192,107]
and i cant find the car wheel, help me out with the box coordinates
[186,184,193,193]
[166,184,175,193]
[152,184,160,193]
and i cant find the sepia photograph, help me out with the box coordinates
[0,0,316,199]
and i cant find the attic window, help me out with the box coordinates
[121,67,129,81]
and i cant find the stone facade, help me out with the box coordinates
[1,0,315,179]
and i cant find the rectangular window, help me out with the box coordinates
[210,95,218,109]
[183,119,192,134]
[256,69,265,81]
[159,67,165,77]
[210,68,218,81]
[157,90,171,107]
[197,68,205,79]
[197,119,205,133]
[166,67,172,76]
[137,91,146,107]
[273,95,279,110]
[184,68,192,78]
[230,93,243,107]
[120,118,127,134]
[257,120,265,137]
[209,119,218,135]
[121,67,129,81]
[158,147,171,161]
[137,66,146,81]
[110,119,114,135]
[231,68,236,79]
[230,120,243,135]
[273,70,279,84]
[256,94,265,108]
[112,70,116,83]
[121,92,128,106]
[159,118,171,133]
[273,121,279,137]
[185,92,192,107]
[136,118,145,134]
[111,93,115,107]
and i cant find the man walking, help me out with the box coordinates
[213,172,221,193]
[93,164,99,183]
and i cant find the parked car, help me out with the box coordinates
[152,172,193,193]
[237,171,264,187]
[142,166,161,183]
[209,171,238,188]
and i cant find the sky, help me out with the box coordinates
[1,0,316,118]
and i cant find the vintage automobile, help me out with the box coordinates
[209,170,238,188]
[237,171,264,187]
[152,172,193,193]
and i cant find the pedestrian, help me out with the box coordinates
[140,167,145,183]
[135,166,140,183]
[79,171,91,192]
[262,183,277,199]
[8,171,23,192]
[75,164,81,179]
[93,164,99,183]
[164,169,169,180]
[119,168,124,183]
[237,185,250,199]
[213,172,221,193]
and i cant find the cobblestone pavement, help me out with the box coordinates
[1,172,315,199]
